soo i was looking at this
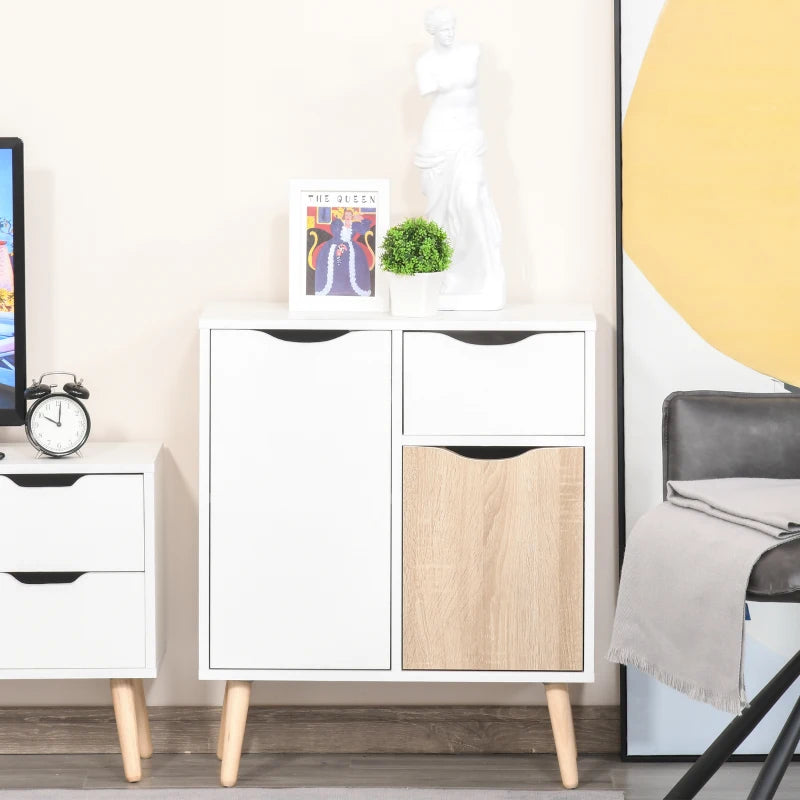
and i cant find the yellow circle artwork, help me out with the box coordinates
[623,0,800,387]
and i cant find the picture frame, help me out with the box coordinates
[289,179,390,312]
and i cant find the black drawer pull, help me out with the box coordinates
[444,446,537,460]
[9,572,85,585]
[435,331,540,346]
[260,330,350,343]
[4,474,85,488]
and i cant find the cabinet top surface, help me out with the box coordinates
[0,442,162,474]
[199,302,596,331]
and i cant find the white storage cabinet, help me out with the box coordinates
[200,303,596,788]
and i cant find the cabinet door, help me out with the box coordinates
[210,329,391,670]
[403,446,583,672]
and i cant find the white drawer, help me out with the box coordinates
[0,474,144,572]
[0,572,145,669]
[403,331,585,436]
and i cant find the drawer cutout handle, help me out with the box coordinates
[435,332,540,346]
[3,474,85,488]
[259,330,350,343]
[9,572,86,585]
[445,446,538,460]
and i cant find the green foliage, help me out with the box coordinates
[380,217,453,275]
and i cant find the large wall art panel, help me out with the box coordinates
[618,0,800,757]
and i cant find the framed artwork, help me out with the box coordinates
[289,179,390,312]
[616,0,800,758]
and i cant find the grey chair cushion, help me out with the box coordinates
[748,541,800,601]
[662,391,800,600]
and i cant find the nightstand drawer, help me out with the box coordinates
[403,331,585,436]
[0,572,145,670]
[0,474,144,572]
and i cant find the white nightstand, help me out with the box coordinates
[199,303,596,788]
[0,442,165,782]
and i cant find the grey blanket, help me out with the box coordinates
[608,478,800,714]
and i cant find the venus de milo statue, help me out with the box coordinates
[414,6,506,310]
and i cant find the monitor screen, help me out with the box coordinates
[0,138,25,425]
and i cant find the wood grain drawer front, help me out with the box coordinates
[209,329,391,670]
[403,332,585,436]
[0,572,145,669]
[403,446,584,672]
[0,474,144,572]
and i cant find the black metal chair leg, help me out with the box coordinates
[746,693,800,800]
[665,647,800,800]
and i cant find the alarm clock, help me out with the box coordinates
[24,372,91,458]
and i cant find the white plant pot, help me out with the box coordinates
[387,271,445,318]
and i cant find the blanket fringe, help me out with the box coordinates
[608,646,745,715]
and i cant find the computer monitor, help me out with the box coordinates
[0,137,26,427]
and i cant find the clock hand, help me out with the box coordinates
[42,415,60,425]
[57,402,62,425]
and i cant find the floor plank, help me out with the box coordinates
[0,705,620,755]
[0,753,795,797]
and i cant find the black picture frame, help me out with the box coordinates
[0,136,26,427]
[613,0,639,762]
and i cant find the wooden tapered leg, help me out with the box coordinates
[219,681,251,787]
[110,679,141,783]
[545,683,579,790]
[217,681,231,760]
[132,679,153,759]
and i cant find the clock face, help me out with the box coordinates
[27,394,90,456]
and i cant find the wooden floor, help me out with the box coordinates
[0,753,798,798]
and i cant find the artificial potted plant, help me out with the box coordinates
[380,217,453,317]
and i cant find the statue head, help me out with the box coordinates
[424,6,456,48]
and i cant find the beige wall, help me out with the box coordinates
[0,0,617,706]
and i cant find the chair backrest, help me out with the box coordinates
[661,391,800,498]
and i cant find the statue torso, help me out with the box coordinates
[417,43,480,93]
[416,43,483,155]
